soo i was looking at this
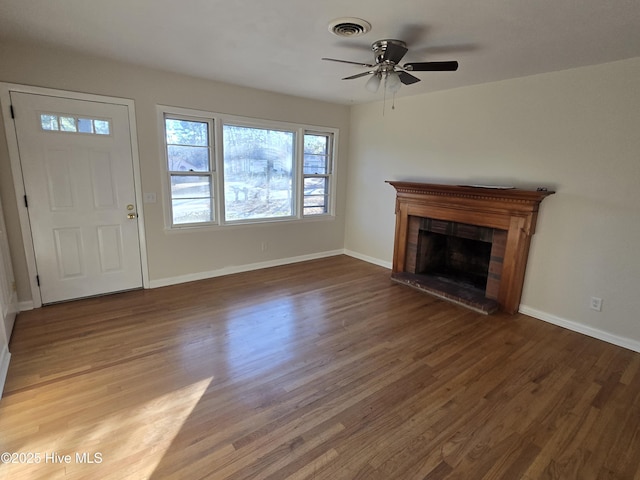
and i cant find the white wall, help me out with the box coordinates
[0,41,350,303]
[0,193,16,396]
[346,58,640,349]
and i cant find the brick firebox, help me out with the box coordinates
[387,181,554,314]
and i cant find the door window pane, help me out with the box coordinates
[94,120,110,135]
[40,114,59,131]
[78,118,94,133]
[59,116,77,132]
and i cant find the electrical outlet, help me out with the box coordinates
[261,241,268,252]
[590,296,603,312]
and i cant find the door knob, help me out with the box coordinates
[127,213,137,219]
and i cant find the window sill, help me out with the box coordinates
[165,214,335,234]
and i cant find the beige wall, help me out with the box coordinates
[0,41,350,302]
[346,58,640,345]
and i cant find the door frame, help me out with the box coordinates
[0,83,150,309]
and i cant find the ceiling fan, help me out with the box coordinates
[322,39,458,93]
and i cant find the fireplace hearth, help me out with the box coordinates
[387,181,554,314]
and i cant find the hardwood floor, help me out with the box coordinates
[1,255,639,479]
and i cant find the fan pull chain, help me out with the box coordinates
[382,82,387,116]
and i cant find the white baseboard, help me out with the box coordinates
[18,300,34,312]
[0,344,10,398]
[519,305,640,353]
[343,250,392,270]
[149,250,346,289]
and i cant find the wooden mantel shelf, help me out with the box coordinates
[387,181,553,205]
[387,181,554,314]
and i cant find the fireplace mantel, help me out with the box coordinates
[387,181,554,314]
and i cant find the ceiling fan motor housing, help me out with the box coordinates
[372,39,407,65]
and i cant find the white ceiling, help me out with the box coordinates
[1,0,639,105]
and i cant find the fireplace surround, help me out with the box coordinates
[387,181,554,314]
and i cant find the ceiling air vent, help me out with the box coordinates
[328,18,372,38]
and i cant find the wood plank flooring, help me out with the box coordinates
[1,255,639,479]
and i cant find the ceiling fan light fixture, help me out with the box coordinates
[385,71,402,94]
[328,18,372,38]
[365,73,382,93]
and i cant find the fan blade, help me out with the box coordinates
[322,57,375,68]
[404,61,458,71]
[382,43,408,64]
[342,71,375,80]
[398,71,421,85]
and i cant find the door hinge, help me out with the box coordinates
[36,275,40,286]
[24,195,28,208]
[10,105,15,119]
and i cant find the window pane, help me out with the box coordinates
[172,198,212,224]
[304,134,329,155]
[303,204,328,215]
[78,118,94,133]
[94,119,110,135]
[170,175,211,199]
[303,153,328,174]
[165,119,208,146]
[59,116,77,132]
[41,114,59,131]
[304,177,328,214]
[303,134,330,174]
[171,175,212,224]
[223,125,294,221]
[167,145,209,171]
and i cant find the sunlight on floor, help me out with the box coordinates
[1,377,212,479]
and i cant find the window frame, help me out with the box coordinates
[302,130,334,217]
[163,112,216,227]
[158,105,338,230]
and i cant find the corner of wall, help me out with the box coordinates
[343,250,392,270]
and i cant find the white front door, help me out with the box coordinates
[11,92,143,304]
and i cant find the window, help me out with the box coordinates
[161,107,337,228]
[223,125,295,222]
[164,115,214,225]
[303,132,333,215]
[40,113,111,135]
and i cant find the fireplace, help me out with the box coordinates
[387,181,554,314]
